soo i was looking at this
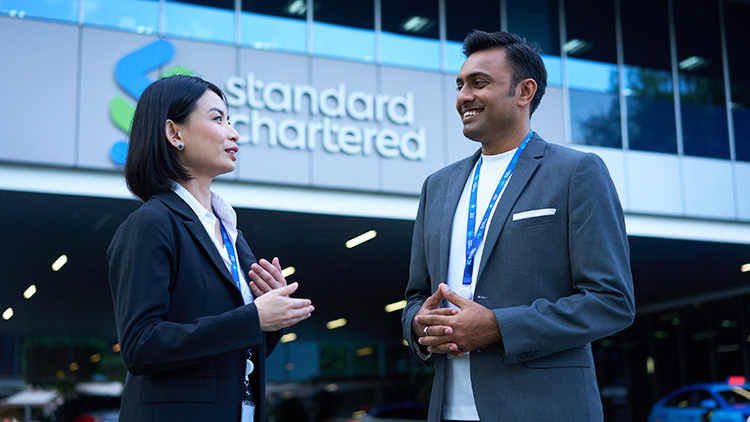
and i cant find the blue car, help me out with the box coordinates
[647,377,750,422]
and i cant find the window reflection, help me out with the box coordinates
[565,0,621,148]
[241,1,306,53]
[445,0,500,73]
[724,1,750,162]
[507,0,561,86]
[381,0,440,70]
[313,0,375,62]
[83,0,158,35]
[674,0,729,159]
[621,0,676,154]
[1,0,78,23]
[164,0,235,44]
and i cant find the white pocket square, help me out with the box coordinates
[512,208,557,221]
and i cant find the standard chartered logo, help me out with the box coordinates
[225,74,426,160]
[110,40,426,165]
[109,40,191,165]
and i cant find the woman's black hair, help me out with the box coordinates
[124,74,225,201]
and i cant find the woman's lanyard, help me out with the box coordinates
[213,207,256,411]
[460,130,533,299]
[214,207,242,292]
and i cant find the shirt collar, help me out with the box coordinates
[171,182,237,231]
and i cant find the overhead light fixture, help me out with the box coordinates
[52,255,68,272]
[282,266,296,278]
[563,38,592,55]
[112,343,120,353]
[69,362,79,371]
[323,383,339,392]
[385,300,406,313]
[2,308,13,321]
[346,230,377,249]
[285,0,306,16]
[402,339,409,346]
[281,333,297,343]
[326,318,347,330]
[678,56,708,71]
[741,263,750,273]
[355,347,374,357]
[646,356,655,375]
[402,16,431,33]
[90,354,102,363]
[24,285,37,299]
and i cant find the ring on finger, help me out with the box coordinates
[423,326,429,337]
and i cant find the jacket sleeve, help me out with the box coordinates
[495,153,636,364]
[402,177,434,364]
[107,205,265,376]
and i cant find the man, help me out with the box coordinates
[401,30,635,422]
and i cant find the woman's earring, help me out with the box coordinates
[177,144,184,151]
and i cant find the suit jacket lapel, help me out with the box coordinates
[476,135,545,282]
[155,192,243,300]
[439,150,481,285]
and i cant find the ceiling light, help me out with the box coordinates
[402,16,430,33]
[402,339,409,346]
[646,356,655,375]
[323,383,339,392]
[385,300,406,313]
[355,347,374,357]
[52,255,68,272]
[90,354,102,363]
[285,0,306,16]
[281,333,297,343]
[69,362,79,371]
[678,56,708,71]
[326,318,347,330]
[563,39,592,55]
[2,308,13,320]
[112,343,120,353]
[24,285,37,299]
[282,266,296,278]
[741,263,750,273]
[345,230,377,249]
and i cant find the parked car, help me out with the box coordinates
[647,377,750,422]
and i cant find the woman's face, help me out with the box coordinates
[174,89,240,180]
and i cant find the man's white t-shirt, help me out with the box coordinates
[443,149,515,420]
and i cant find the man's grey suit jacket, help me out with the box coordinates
[402,133,635,421]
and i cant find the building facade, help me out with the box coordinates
[1,0,750,421]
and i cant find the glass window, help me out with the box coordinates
[164,0,235,45]
[621,0,676,154]
[445,0,500,73]
[565,0,621,148]
[240,0,306,53]
[312,0,375,62]
[380,0,439,71]
[83,0,158,35]
[1,0,78,23]
[665,391,693,408]
[725,1,750,162]
[507,0,561,86]
[674,0,729,159]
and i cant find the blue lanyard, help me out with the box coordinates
[463,130,533,286]
[214,207,242,292]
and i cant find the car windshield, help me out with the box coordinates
[719,387,750,406]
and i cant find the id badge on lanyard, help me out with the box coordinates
[241,351,255,422]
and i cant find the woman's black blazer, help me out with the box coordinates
[107,191,283,422]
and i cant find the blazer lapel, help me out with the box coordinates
[156,192,243,299]
[476,135,545,282]
[439,150,481,285]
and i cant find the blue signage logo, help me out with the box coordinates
[109,39,192,165]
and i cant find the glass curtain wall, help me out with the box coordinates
[724,0,750,162]
[620,0,677,154]
[564,0,621,148]
[674,0,730,159]
[381,0,440,71]
[0,0,79,23]
[240,0,306,53]
[312,0,375,62]
[507,0,562,86]
[164,0,235,44]
[83,0,159,34]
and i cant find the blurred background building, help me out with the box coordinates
[1,0,749,421]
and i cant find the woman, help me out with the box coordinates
[107,75,314,422]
